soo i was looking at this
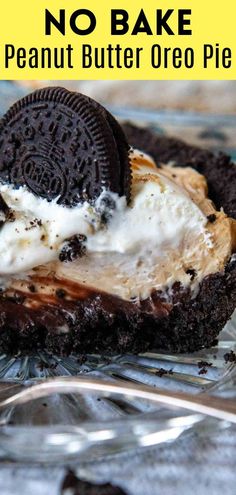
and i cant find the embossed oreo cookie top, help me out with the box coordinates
[0,87,131,206]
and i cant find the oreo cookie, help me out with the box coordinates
[0,87,131,206]
[87,96,131,203]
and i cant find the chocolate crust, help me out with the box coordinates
[0,126,235,355]
[0,256,235,355]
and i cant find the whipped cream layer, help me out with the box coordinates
[1,150,234,300]
[0,183,104,275]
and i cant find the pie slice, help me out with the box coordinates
[0,90,235,355]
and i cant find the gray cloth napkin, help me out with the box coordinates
[0,426,235,495]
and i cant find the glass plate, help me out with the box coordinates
[0,82,236,463]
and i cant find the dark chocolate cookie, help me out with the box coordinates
[0,87,131,206]
[87,97,131,202]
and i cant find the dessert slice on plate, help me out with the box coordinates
[0,87,235,355]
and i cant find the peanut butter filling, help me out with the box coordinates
[160,164,236,273]
[7,152,236,304]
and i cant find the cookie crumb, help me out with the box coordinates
[198,367,208,375]
[155,368,173,377]
[77,354,87,365]
[59,234,87,262]
[37,360,58,372]
[224,350,236,363]
[0,194,15,226]
[186,268,197,281]
[197,360,212,375]
[207,214,216,223]
[56,288,67,299]
[28,284,37,293]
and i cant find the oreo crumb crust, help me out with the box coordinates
[0,127,235,355]
[0,255,235,355]
[0,87,131,206]
[61,470,127,495]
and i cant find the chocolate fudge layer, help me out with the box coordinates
[0,91,235,355]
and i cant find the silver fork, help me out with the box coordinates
[0,375,236,424]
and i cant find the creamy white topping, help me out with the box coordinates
[0,183,103,275]
[0,154,212,300]
[86,174,211,256]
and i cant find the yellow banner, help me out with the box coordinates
[0,0,235,79]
